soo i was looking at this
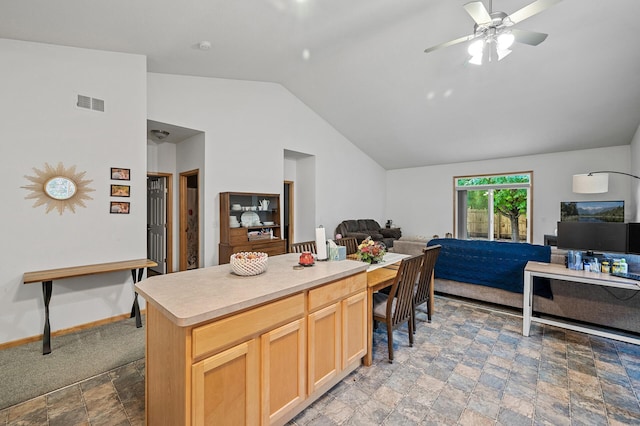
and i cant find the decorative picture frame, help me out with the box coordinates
[110,201,130,214]
[111,168,130,181]
[110,184,130,197]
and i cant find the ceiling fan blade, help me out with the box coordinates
[463,1,492,25]
[512,28,548,46]
[424,34,477,54]
[507,0,562,25]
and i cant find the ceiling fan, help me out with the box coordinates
[424,0,562,64]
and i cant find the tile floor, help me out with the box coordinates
[2,296,640,425]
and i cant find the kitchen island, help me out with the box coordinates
[135,254,369,426]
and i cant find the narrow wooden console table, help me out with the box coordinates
[523,261,640,345]
[23,258,157,354]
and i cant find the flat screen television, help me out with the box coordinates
[557,221,627,253]
[560,201,624,222]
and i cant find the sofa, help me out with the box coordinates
[334,219,401,248]
[392,236,432,255]
[392,237,640,334]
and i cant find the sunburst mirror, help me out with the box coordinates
[22,162,95,214]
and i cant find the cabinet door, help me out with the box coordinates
[261,318,306,424]
[192,339,259,426]
[342,291,367,368]
[307,303,341,394]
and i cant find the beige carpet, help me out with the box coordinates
[0,316,145,410]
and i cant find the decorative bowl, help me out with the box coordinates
[230,252,268,276]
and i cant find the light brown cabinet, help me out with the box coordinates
[261,318,306,424]
[308,303,341,393]
[219,191,286,264]
[144,271,367,426]
[307,273,367,395]
[191,339,260,425]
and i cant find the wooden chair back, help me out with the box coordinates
[386,254,424,328]
[334,237,358,255]
[290,241,317,254]
[414,244,441,326]
[372,253,424,362]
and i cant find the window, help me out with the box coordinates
[454,172,532,243]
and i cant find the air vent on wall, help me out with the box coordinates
[76,94,105,112]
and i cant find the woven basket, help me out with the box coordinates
[230,252,268,276]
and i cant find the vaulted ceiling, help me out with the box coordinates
[2,0,639,169]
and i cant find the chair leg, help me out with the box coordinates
[386,324,394,363]
[412,301,417,334]
[427,298,432,322]
[408,319,414,347]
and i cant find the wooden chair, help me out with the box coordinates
[413,244,441,332]
[334,237,358,255]
[372,253,424,363]
[290,241,317,254]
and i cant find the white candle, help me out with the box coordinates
[315,227,327,260]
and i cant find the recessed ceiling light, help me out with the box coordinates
[198,41,212,51]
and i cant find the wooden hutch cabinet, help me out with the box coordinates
[219,192,287,264]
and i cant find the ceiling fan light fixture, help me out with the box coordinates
[496,47,512,61]
[467,39,484,56]
[468,54,483,65]
[497,32,515,50]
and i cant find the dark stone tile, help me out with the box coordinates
[515,353,540,369]
[7,397,47,424]
[467,394,500,419]
[538,368,568,387]
[303,413,338,426]
[600,382,640,413]
[425,364,452,382]
[598,369,632,388]
[49,406,90,426]
[479,372,507,392]
[484,363,510,380]
[447,372,476,393]
[533,399,570,425]
[504,379,536,400]
[430,394,465,422]
[393,395,430,422]
[570,391,604,413]
[79,373,112,392]
[605,404,640,424]
[568,359,597,377]
[570,406,608,426]
[616,341,640,357]
[497,407,532,425]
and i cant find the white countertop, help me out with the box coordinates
[135,253,369,327]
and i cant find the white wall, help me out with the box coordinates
[631,124,640,222]
[283,153,317,243]
[177,133,206,267]
[147,73,387,266]
[387,146,633,244]
[0,39,147,344]
[147,139,178,271]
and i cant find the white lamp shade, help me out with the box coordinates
[572,173,609,194]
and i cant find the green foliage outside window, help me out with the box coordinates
[457,174,530,241]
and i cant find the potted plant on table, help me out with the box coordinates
[357,237,386,264]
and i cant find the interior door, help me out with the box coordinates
[179,170,199,271]
[147,176,167,274]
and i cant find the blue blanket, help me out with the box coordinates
[427,238,552,298]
